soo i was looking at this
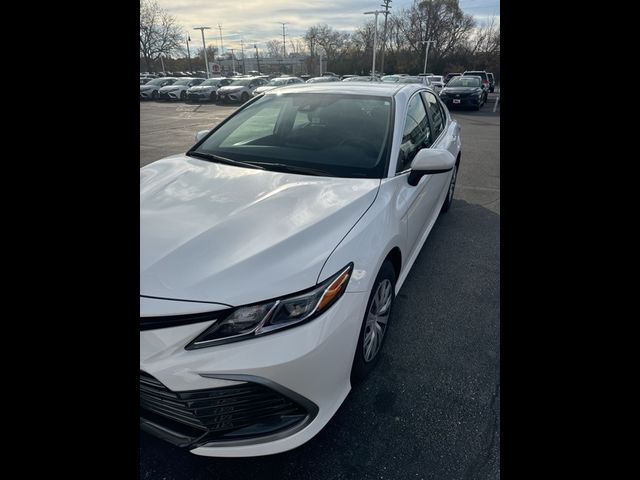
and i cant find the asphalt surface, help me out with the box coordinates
[139,94,500,479]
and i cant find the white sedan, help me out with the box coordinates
[140,82,462,457]
[157,77,205,101]
[216,77,269,103]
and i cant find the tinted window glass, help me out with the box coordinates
[397,94,431,173]
[422,92,445,139]
[194,93,392,178]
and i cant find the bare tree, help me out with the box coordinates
[265,39,283,58]
[140,0,184,72]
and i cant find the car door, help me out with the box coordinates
[420,90,458,209]
[394,91,443,255]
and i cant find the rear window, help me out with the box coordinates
[464,72,488,80]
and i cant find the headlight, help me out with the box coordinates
[185,263,353,349]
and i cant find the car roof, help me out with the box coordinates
[264,82,432,99]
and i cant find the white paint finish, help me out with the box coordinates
[140,156,379,305]
[140,82,462,456]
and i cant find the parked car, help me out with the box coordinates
[253,76,305,96]
[186,77,233,102]
[140,82,461,457]
[444,73,462,84]
[439,75,485,110]
[306,76,341,83]
[140,77,177,100]
[305,75,340,83]
[426,75,445,92]
[158,77,205,101]
[396,76,432,86]
[487,72,495,92]
[381,75,402,83]
[462,70,490,92]
[342,76,382,82]
[216,77,269,103]
[140,77,153,85]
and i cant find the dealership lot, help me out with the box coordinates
[139,95,500,479]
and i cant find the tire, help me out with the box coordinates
[351,260,396,385]
[440,162,458,214]
[210,92,216,102]
[241,92,250,103]
[180,91,186,101]
[151,90,158,100]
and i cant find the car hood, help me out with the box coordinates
[254,86,278,94]
[189,85,215,92]
[140,155,380,305]
[218,86,244,93]
[159,85,184,92]
[441,87,480,94]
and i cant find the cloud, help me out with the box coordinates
[159,0,499,51]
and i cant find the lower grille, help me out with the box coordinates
[140,371,311,447]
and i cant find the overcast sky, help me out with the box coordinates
[159,0,500,54]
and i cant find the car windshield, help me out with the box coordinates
[447,77,480,87]
[229,79,252,86]
[381,76,400,82]
[427,76,443,82]
[307,77,336,83]
[173,79,192,86]
[191,93,392,179]
[465,72,486,79]
[267,78,290,86]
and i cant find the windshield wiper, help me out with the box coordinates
[252,162,333,177]
[187,151,265,170]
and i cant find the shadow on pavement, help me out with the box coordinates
[140,199,500,480]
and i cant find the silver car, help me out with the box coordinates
[186,78,233,102]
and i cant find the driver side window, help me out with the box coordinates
[396,93,432,173]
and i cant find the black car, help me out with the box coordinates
[462,70,490,92]
[444,73,461,84]
[439,76,485,110]
[487,72,495,92]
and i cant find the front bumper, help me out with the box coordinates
[140,291,368,457]
[159,91,180,100]
[440,95,482,108]
[187,92,215,101]
[217,92,242,103]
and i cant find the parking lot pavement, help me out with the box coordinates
[139,93,500,480]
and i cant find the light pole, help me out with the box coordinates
[240,39,246,74]
[229,48,236,75]
[218,24,224,56]
[379,0,392,75]
[254,44,261,73]
[186,34,193,72]
[194,26,211,78]
[364,10,383,78]
[421,40,436,75]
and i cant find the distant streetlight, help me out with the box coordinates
[186,33,193,72]
[420,40,436,75]
[364,10,383,78]
[254,44,261,73]
[193,26,211,78]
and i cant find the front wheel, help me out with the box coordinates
[180,91,186,101]
[351,260,396,385]
[151,90,158,100]
[240,92,250,103]
[440,163,458,214]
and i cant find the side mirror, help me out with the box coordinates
[195,130,210,142]
[407,148,456,186]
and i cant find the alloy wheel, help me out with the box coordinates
[363,279,392,362]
